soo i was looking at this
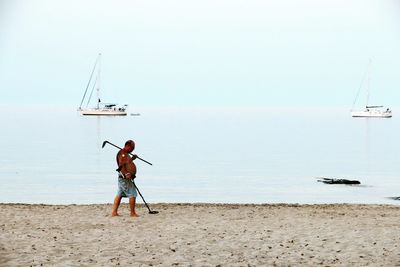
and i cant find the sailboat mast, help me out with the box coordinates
[366,59,371,107]
[366,67,370,107]
[97,53,102,109]
[79,56,99,110]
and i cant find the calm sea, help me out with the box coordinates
[0,107,399,204]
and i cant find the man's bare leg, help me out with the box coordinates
[129,197,139,217]
[112,196,122,216]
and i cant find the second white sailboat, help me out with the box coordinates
[350,61,392,118]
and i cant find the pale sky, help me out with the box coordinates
[1,0,400,108]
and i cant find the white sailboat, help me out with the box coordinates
[78,53,127,116]
[350,61,392,118]
[351,106,392,118]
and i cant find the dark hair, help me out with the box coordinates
[125,140,134,146]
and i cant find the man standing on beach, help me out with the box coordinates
[111,140,139,217]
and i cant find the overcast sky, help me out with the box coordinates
[1,0,399,108]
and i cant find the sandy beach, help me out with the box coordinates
[0,203,399,266]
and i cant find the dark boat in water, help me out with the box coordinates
[317,177,361,185]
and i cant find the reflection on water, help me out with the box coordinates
[0,107,399,204]
[365,118,370,157]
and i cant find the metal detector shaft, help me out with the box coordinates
[102,140,153,165]
[132,180,158,214]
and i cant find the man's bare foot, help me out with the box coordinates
[130,213,139,218]
[111,212,119,217]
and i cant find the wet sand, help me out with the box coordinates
[0,203,399,266]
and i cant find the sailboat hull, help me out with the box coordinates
[80,108,127,116]
[351,111,392,118]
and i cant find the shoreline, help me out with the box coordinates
[1,201,399,207]
[1,203,399,266]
